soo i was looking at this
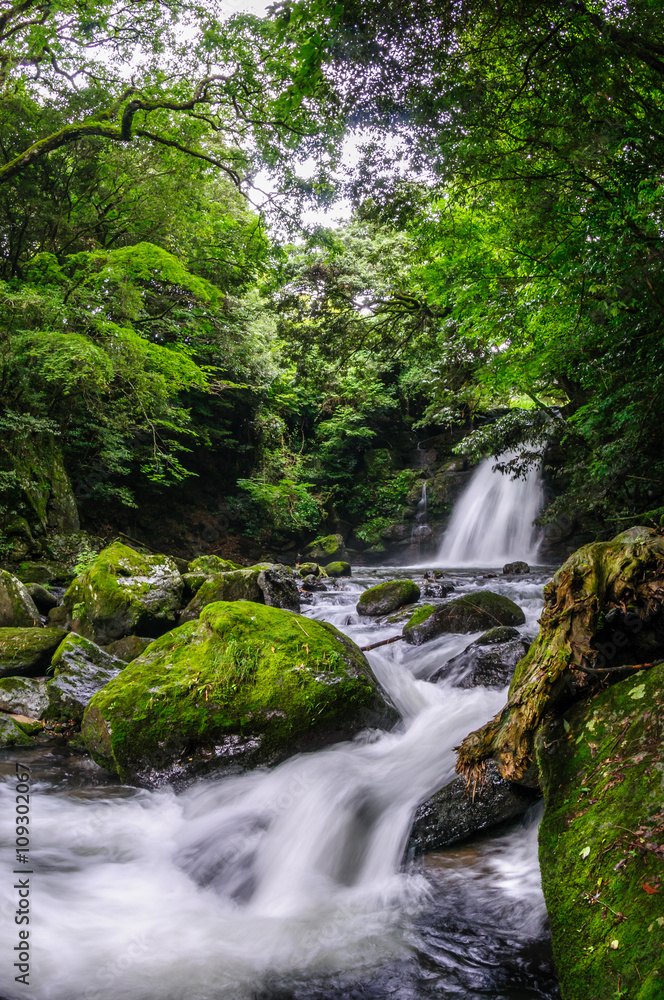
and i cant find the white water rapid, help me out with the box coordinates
[437,453,544,567]
[0,571,557,1000]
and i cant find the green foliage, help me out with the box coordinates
[236,477,323,537]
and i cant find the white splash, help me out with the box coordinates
[437,452,543,567]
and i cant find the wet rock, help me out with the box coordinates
[301,574,326,591]
[0,714,33,747]
[187,555,243,574]
[536,661,664,1000]
[503,561,530,575]
[82,600,395,785]
[420,571,455,599]
[431,632,531,688]
[304,533,348,566]
[0,676,49,718]
[45,633,124,722]
[325,561,351,578]
[63,542,184,645]
[180,568,264,621]
[101,635,153,663]
[26,583,58,615]
[0,570,41,628]
[409,761,539,852]
[357,579,421,617]
[403,591,526,645]
[297,562,322,578]
[0,627,68,678]
[257,564,300,612]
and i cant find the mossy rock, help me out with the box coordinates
[536,662,664,1000]
[403,591,525,645]
[82,600,394,785]
[101,635,153,663]
[180,569,263,622]
[325,561,351,578]
[0,714,33,747]
[14,561,67,585]
[304,534,347,566]
[298,562,323,578]
[187,555,243,574]
[63,542,184,645]
[182,572,207,600]
[0,627,67,678]
[357,579,421,617]
[0,570,41,628]
[26,583,58,615]
[45,633,124,722]
[402,603,436,630]
[0,676,49,718]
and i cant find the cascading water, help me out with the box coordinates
[410,481,432,549]
[436,452,544,567]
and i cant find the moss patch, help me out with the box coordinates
[180,568,263,621]
[403,590,525,645]
[403,603,436,630]
[0,627,67,678]
[82,600,391,784]
[357,579,421,617]
[537,662,664,1000]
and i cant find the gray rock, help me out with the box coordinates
[0,676,50,718]
[101,635,153,663]
[45,633,124,722]
[301,574,326,591]
[503,560,530,575]
[409,761,540,852]
[26,583,58,614]
[431,633,531,688]
[0,571,41,628]
[257,564,300,612]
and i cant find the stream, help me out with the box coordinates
[0,566,560,1000]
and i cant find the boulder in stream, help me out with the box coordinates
[430,628,531,688]
[45,633,124,722]
[63,542,184,645]
[502,560,530,575]
[403,591,526,645]
[304,533,348,565]
[82,600,395,785]
[325,561,351,578]
[357,579,421,617]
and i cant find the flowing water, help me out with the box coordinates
[0,568,559,1000]
[437,455,544,567]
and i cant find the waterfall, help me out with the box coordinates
[436,452,543,567]
[410,481,431,546]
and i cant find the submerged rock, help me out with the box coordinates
[63,542,184,645]
[45,633,124,722]
[431,631,531,688]
[82,600,394,785]
[537,662,664,1000]
[0,570,41,628]
[357,579,421,617]
[0,627,67,678]
[403,591,525,645]
[0,676,49,718]
[410,761,539,852]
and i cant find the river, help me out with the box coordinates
[0,565,560,1000]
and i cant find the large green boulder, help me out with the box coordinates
[357,579,421,617]
[304,534,347,566]
[0,570,41,628]
[45,633,124,722]
[187,555,243,574]
[0,627,67,678]
[326,561,351,578]
[536,662,664,1000]
[82,600,394,785]
[63,542,184,645]
[0,676,49,718]
[403,590,525,645]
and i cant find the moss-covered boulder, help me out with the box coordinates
[45,633,124,722]
[0,627,67,678]
[0,714,33,747]
[298,562,323,578]
[357,579,421,617]
[402,603,436,630]
[82,600,394,785]
[403,590,525,645]
[0,676,49,718]
[187,555,243,574]
[180,568,263,621]
[63,542,184,645]
[326,561,351,578]
[0,570,41,628]
[536,662,664,1000]
[304,534,347,566]
[101,635,153,663]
